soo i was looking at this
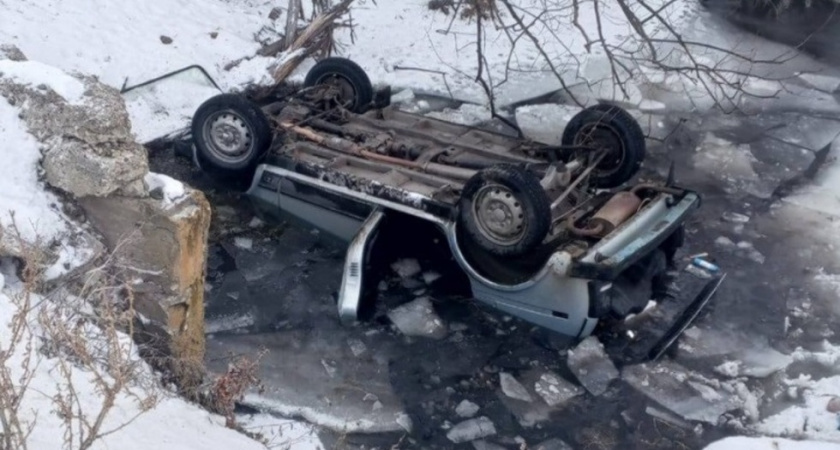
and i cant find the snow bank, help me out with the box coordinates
[0,96,67,247]
[0,60,86,104]
[705,437,840,450]
[0,96,100,280]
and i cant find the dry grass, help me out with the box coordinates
[0,217,160,450]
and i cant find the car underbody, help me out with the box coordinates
[187,57,726,360]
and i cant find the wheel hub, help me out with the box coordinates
[474,185,526,245]
[577,123,625,176]
[209,113,252,157]
[319,75,356,109]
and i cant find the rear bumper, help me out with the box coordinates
[568,192,700,281]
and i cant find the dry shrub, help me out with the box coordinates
[0,217,159,450]
[207,348,268,428]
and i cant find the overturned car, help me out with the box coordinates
[189,57,724,359]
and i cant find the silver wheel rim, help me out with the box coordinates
[202,110,254,164]
[473,183,527,246]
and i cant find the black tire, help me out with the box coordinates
[304,57,374,114]
[561,104,646,188]
[458,165,551,257]
[191,93,272,179]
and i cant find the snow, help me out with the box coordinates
[754,342,840,443]
[0,276,296,450]
[705,437,840,450]
[0,96,67,246]
[0,60,86,104]
[337,0,693,104]
[0,95,95,279]
[1,0,277,142]
[1,0,707,140]
[145,172,187,207]
[123,75,222,143]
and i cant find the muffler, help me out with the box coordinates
[568,191,642,237]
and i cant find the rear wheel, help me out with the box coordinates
[458,165,551,257]
[303,57,374,114]
[562,104,646,188]
[191,93,273,179]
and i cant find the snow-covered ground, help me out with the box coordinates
[705,437,840,450]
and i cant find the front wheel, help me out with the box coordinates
[191,93,273,179]
[457,165,551,257]
[561,104,646,188]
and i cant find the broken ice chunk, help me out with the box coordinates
[534,372,583,407]
[532,438,574,450]
[622,361,742,424]
[422,270,441,285]
[395,413,413,433]
[472,441,507,450]
[391,258,422,279]
[446,417,497,443]
[387,297,447,339]
[798,72,840,93]
[567,336,619,396]
[713,361,741,378]
[500,372,533,402]
[347,339,367,357]
[234,236,253,250]
[456,399,480,418]
[722,212,750,223]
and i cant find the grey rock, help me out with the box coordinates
[447,417,497,443]
[388,297,447,339]
[500,372,533,402]
[42,139,148,197]
[0,45,27,61]
[0,65,149,197]
[567,336,619,396]
[622,361,742,424]
[456,399,480,418]
[534,372,583,407]
[827,396,840,413]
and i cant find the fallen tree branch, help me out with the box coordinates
[270,0,355,84]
